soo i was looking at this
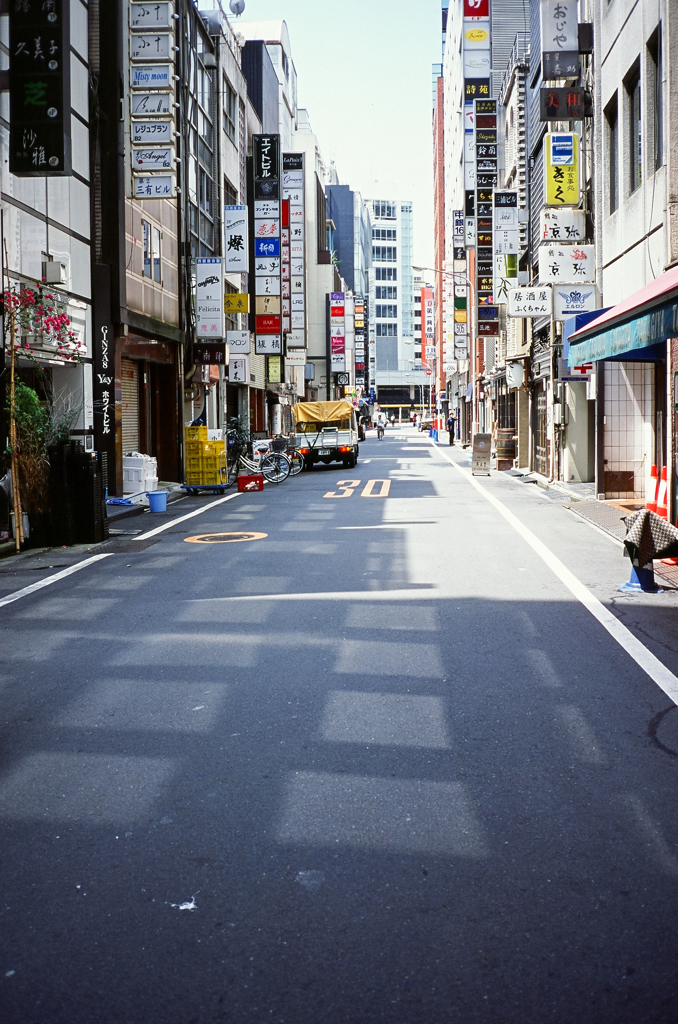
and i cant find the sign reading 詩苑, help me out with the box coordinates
[9,0,71,175]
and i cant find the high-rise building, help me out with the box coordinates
[368,199,414,416]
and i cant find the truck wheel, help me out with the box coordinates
[352,450,359,467]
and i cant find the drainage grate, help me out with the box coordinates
[565,500,628,541]
[102,538,160,553]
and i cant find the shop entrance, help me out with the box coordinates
[534,383,548,477]
[119,340,179,483]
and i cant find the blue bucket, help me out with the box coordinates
[147,490,169,513]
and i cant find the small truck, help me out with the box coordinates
[292,400,360,470]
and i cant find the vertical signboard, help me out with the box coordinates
[540,0,579,80]
[330,293,346,372]
[493,191,519,304]
[354,299,365,385]
[195,257,225,339]
[251,135,282,355]
[544,132,580,207]
[224,206,249,273]
[128,0,176,198]
[92,265,117,487]
[475,98,498,340]
[283,154,306,350]
[452,211,468,360]
[9,0,71,175]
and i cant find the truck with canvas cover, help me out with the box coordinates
[292,400,360,469]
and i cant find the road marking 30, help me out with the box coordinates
[323,480,391,499]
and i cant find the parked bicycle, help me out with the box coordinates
[226,430,290,484]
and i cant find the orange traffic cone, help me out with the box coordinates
[647,464,658,513]
[657,467,668,519]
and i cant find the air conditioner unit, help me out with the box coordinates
[42,260,66,285]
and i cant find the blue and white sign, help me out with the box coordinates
[555,285,599,321]
[550,134,575,165]
[131,65,172,89]
[255,238,280,258]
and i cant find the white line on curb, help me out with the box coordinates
[134,491,242,540]
[432,442,678,705]
[0,554,114,610]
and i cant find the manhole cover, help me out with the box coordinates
[184,532,267,544]
[649,706,678,757]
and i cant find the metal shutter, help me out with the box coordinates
[121,358,139,455]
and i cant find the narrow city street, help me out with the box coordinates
[1,426,678,1023]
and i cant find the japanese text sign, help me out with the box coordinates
[545,133,580,206]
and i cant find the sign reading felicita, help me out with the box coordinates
[195,258,225,339]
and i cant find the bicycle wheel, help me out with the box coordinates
[260,452,290,483]
[227,458,240,486]
[287,449,304,476]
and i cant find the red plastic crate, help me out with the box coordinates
[237,474,264,492]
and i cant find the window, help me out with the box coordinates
[373,201,396,219]
[376,323,398,337]
[224,79,237,143]
[375,268,397,281]
[152,227,161,283]
[626,63,641,193]
[372,246,397,263]
[142,220,151,277]
[376,304,397,319]
[648,28,663,171]
[372,228,397,241]
[606,95,619,213]
[224,176,238,208]
[375,286,397,300]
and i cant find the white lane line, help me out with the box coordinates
[432,442,678,704]
[337,523,435,530]
[0,554,114,610]
[134,491,242,540]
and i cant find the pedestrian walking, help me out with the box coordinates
[447,412,456,445]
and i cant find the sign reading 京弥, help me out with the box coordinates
[9,0,71,175]
[196,258,225,339]
[540,245,595,284]
[545,133,580,207]
[472,433,492,476]
[540,207,586,242]
[507,287,553,317]
[224,207,249,273]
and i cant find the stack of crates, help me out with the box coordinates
[185,426,226,485]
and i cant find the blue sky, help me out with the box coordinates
[236,1,442,267]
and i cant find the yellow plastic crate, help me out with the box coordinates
[185,471,204,484]
[186,455,202,473]
[203,440,225,456]
[185,440,205,457]
[185,425,208,442]
[199,471,221,485]
[201,455,224,474]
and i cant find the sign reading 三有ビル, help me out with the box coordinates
[9,0,71,175]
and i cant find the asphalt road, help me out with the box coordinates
[2,425,678,1024]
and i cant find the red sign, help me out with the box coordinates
[425,367,433,376]
[464,0,489,16]
[330,305,344,318]
[255,315,281,334]
[281,199,290,229]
